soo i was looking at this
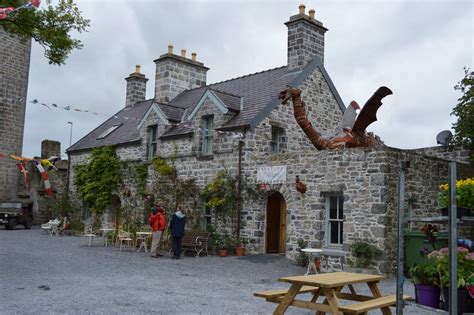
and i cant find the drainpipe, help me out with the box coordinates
[236,129,245,241]
[66,151,71,200]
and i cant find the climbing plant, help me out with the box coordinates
[201,168,262,239]
[151,155,200,216]
[74,146,122,215]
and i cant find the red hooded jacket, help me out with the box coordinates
[148,208,166,232]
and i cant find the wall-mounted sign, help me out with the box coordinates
[257,166,287,184]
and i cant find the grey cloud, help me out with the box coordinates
[23,0,473,157]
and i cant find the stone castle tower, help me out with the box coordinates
[0,28,32,202]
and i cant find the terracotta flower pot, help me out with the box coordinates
[219,249,228,257]
[235,246,245,256]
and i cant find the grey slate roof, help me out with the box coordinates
[67,99,153,152]
[158,103,185,122]
[211,89,241,112]
[68,57,346,151]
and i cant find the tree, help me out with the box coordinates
[0,0,90,65]
[74,146,122,214]
[451,68,474,159]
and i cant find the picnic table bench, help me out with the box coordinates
[180,232,211,257]
[254,271,412,314]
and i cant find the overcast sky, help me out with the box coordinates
[23,0,473,158]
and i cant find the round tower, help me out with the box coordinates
[0,28,32,201]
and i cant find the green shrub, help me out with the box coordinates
[295,238,309,267]
[351,240,382,268]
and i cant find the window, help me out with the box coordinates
[147,125,157,160]
[270,126,286,154]
[97,124,121,139]
[326,195,344,246]
[202,116,214,155]
[204,206,212,230]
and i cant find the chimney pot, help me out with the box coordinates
[191,52,197,61]
[135,64,141,73]
[168,44,173,54]
[298,4,305,15]
[181,49,186,58]
[308,9,315,19]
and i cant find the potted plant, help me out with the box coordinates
[409,258,441,308]
[438,178,474,218]
[235,238,248,256]
[429,247,474,313]
[218,233,231,257]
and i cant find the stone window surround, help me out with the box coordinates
[323,191,344,248]
[270,125,287,155]
[201,115,214,156]
[147,124,158,161]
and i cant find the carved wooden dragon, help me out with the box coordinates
[279,86,392,150]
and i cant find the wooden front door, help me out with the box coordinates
[266,192,286,254]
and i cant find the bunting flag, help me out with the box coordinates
[33,160,53,197]
[16,163,29,187]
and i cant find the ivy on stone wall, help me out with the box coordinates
[151,155,200,220]
[74,146,122,214]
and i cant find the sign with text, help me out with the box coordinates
[257,166,287,184]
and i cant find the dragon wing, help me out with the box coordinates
[352,86,393,133]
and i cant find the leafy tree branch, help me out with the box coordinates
[1,0,90,65]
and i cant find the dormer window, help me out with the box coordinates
[201,115,214,155]
[147,125,158,160]
[97,124,121,139]
[270,126,286,154]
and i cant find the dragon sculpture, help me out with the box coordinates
[279,86,393,150]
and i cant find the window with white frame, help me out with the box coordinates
[325,195,344,246]
[147,125,158,160]
[202,116,214,155]
[270,126,286,154]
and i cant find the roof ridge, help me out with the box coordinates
[209,65,287,86]
[172,65,288,96]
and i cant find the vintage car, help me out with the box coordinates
[0,201,33,230]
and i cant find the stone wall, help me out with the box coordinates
[409,146,471,165]
[0,29,32,202]
[240,146,466,274]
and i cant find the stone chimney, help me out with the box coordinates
[154,44,209,103]
[125,65,148,107]
[41,140,60,159]
[285,4,328,70]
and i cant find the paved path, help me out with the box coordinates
[1,228,433,314]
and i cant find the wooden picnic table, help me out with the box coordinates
[255,271,411,315]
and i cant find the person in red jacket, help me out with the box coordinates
[148,204,166,258]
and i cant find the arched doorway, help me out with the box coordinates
[266,191,287,254]
[110,195,121,228]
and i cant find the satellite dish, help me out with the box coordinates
[436,130,453,146]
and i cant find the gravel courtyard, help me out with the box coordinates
[1,227,430,314]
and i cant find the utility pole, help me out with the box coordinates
[67,122,73,147]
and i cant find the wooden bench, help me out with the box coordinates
[181,232,211,257]
[338,294,412,314]
[254,286,320,300]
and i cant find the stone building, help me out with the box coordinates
[0,29,31,202]
[67,6,471,272]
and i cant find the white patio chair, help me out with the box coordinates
[117,231,133,251]
[83,224,97,247]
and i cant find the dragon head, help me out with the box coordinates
[279,87,301,105]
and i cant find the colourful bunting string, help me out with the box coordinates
[30,99,246,138]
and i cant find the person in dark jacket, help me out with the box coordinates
[148,205,166,258]
[169,206,186,259]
